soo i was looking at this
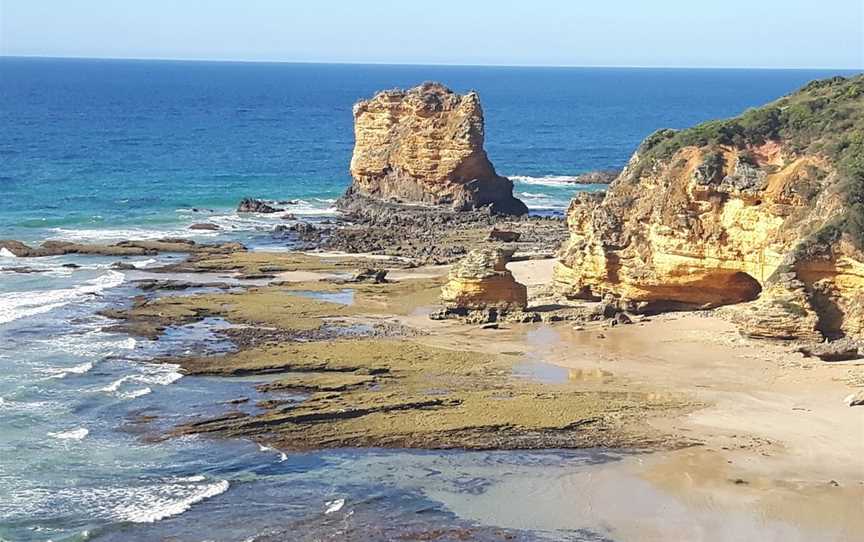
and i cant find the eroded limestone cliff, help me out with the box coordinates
[555,75,864,341]
[344,82,528,215]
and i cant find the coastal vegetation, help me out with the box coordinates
[634,74,864,247]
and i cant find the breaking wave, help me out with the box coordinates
[509,175,583,186]
[113,479,230,523]
[0,271,125,325]
[48,427,89,440]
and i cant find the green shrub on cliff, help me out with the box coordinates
[632,73,864,247]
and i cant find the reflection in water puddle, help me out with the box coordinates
[512,360,571,384]
[569,367,614,382]
[290,288,356,305]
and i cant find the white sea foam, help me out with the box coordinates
[0,270,125,325]
[120,387,152,399]
[131,258,157,269]
[114,479,230,523]
[48,427,89,440]
[509,175,584,186]
[99,364,182,396]
[41,361,95,379]
[48,227,195,242]
[324,498,345,514]
[0,247,17,258]
[37,329,136,361]
[258,443,288,462]
[173,475,206,483]
[0,397,58,413]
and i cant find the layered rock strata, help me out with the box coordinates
[343,82,527,215]
[440,248,527,311]
[554,75,864,341]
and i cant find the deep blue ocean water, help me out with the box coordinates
[1,59,860,541]
[2,58,858,241]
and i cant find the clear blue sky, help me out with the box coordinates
[1,0,862,69]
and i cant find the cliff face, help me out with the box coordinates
[555,75,864,341]
[346,82,528,215]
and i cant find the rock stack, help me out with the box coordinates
[342,82,528,216]
[440,248,527,312]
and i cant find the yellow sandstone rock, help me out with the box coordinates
[555,75,864,341]
[344,82,527,215]
[441,248,527,311]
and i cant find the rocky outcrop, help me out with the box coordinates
[555,75,864,341]
[343,82,527,216]
[0,238,245,258]
[237,198,282,214]
[440,248,527,311]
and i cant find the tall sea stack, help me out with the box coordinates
[341,82,528,216]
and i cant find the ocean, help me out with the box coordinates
[0,58,858,541]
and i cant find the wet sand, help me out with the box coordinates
[95,246,864,539]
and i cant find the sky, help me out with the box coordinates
[1,0,862,69]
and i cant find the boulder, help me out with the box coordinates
[189,223,220,231]
[237,198,283,214]
[844,391,864,407]
[798,338,862,362]
[440,248,527,311]
[488,229,521,243]
[350,268,389,284]
[343,82,527,216]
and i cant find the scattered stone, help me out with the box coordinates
[614,313,633,325]
[280,213,297,220]
[571,170,619,184]
[61,263,81,269]
[350,268,389,284]
[133,279,232,292]
[843,391,864,407]
[189,223,220,231]
[237,198,283,214]
[488,229,521,243]
[798,338,862,362]
[111,262,138,270]
[481,323,499,330]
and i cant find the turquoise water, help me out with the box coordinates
[1,60,860,541]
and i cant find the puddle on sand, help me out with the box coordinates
[512,362,615,385]
[512,360,571,384]
[290,288,355,305]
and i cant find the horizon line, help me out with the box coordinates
[2,54,862,72]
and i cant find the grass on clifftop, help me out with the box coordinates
[634,74,864,248]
